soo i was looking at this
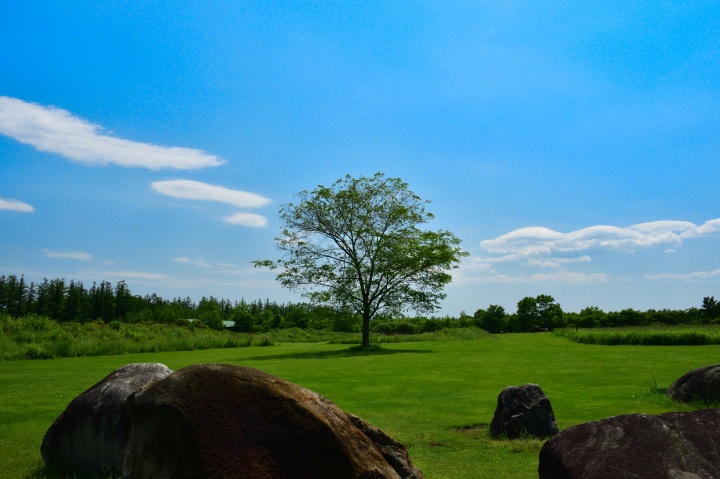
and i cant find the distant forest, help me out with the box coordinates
[1,274,718,334]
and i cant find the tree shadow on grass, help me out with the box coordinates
[244,345,433,361]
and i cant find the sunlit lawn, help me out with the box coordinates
[1,333,718,479]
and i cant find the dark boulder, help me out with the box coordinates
[668,364,720,403]
[123,363,423,479]
[538,409,720,479]
[41,363,173,477]
[490,384,558,439]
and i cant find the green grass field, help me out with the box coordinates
[1,333,718,479]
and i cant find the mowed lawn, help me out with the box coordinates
[1,333,718,479]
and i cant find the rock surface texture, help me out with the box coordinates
[538,409,720,479]
[490,383,558,439]
[123,363,423,479]
[667,364,720,403]
[41,363,173,477]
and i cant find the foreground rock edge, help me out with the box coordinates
[122,363,423,478]
[667,363,720,403]
[538,408,720,479]
[40,363,174,477]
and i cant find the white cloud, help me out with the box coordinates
[174,257,211,268]
[686,219,720,237]
[43,250,92,261]
[0,96,223,170]
[214,266,259,276]
[527,256,591,268]
[457,257,494,274]
[223,212,268,227]
[103,271,172,280]
[152,180,271,208]
[152,180,270,227]
[480,219,720,257]
[0,197,34,212]
[459,218,720,286]
[454,269,609,284]
[645,269,720,282]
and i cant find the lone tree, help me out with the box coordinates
[254,173,467,347]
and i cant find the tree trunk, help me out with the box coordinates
[361,311,371,348]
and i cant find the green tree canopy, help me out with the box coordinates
[483,304,507,333]
[254,172,468,347]
[515,294,563,331]
[702,296,720,319]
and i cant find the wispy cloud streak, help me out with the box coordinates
[0,97,223,170]
[175,257,211,268]
[103,271,173,280]
[153,180,271,227]
[152,180,271,208]
[223,212,268,227]
[646,269,720,282]
[456,218,720,284]
[0,197,34,212]
[43,250,92,261]
[480,219,720,257]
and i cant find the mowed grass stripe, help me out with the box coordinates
[1,334,718,479]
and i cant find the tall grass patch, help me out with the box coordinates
[0,314,271,360]
[557,325,720,345]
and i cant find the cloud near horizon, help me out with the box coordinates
[174,257,260,276]
[0,197,34,212]
[645,269,720,282]
[0,97,224,170]
[453,218,720,284]
[174,257,211,268]
[480,219,720,257]
[103,271,173,280]
[43,250,92,261]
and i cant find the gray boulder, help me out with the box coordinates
[41,363,173,477]
[490,383,558,439]
[668,364,720,403]
[123,363,423,479]
[538,409,720,479]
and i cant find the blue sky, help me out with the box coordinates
[1,1,718,315]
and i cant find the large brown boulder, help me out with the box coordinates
[668,364,720,403]
[538,409,720,479]
[41,363,173,477]
[123,363,423,479]
[490,384,558,439]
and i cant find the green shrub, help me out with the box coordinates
[24,344,51,360]
[254,336,274,347]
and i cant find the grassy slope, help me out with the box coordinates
[1,333,718,479]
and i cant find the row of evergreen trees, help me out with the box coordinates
[0,275,132,323]
[0,275,360,332]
